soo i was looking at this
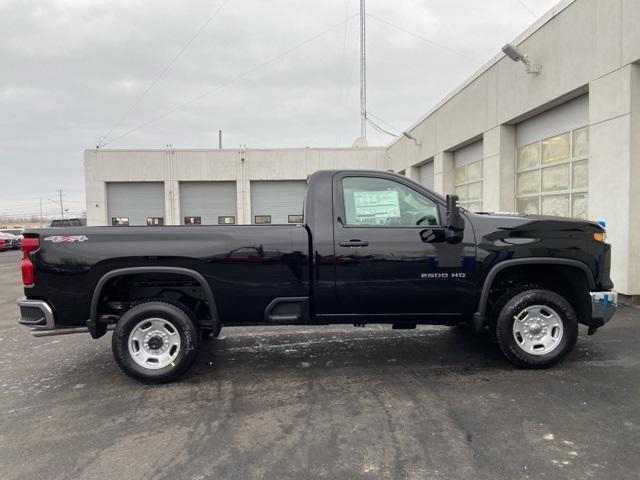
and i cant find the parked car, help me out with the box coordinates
[1,228,24,236]
[16,169,617,383]
[0,236,10,251]
[0,232,20,250]
[49,218,86,228]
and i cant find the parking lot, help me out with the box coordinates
[0,249,638,480]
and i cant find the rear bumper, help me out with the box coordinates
[17,296,112,337]
[17,296,55,330]
[589,291,618,328]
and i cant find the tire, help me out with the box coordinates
[111,301,200,383]
[494,289,578,368]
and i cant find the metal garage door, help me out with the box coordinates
[180,181,237,225]
[418,161,434,190]
[516,95,588,147]
[250,180,307,224]
[453,140,483,211]
[107,182,165,226]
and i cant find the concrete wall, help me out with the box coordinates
[385,0,640,294]
[84,147,387,226]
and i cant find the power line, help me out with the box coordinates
[103,14,359,147]
[96,0,233,148]
[366,117,398,137]
[516,0,538,19]
[366,111,401,134]
[366,13,476,60]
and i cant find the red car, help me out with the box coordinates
[0,232,21,250]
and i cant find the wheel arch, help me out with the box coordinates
[90,266,219,327]
[473,258,595,329]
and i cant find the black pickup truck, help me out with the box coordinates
[17,170,617,382]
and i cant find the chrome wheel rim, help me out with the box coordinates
[512,305,564,355]
[128,318,181,369]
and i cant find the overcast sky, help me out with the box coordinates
[0,0,560,219]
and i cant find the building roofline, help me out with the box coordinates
[86,146,387,154]
[387,0,575,148]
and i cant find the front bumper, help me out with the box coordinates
[590,291,618,328]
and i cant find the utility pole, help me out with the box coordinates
[39,198,43,227]
[359,0,367,141]
[219,130,223,149]
[48,189,65,220]
[58,189,64,219]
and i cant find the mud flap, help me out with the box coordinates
[86,317,107,339]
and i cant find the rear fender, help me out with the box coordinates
[88,266,219,339]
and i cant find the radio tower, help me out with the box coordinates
[359,0,367,143]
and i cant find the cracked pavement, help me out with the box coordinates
[1,250,639,479]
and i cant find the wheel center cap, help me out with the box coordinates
[529,322,543,335]
[147,335,164,350]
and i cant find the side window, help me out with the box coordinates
[342,177,440,227]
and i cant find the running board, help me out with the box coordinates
[267,314,302,323]
[31,324,115,337]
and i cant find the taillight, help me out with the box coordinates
[20,237,39,286]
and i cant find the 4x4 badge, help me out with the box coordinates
[44,235,88,243]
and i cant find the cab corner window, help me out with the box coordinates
[341,177,439,227]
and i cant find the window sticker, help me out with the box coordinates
[353,190,400,224]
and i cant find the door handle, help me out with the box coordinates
[339,240,369,248]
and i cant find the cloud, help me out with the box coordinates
[0,0,558,217]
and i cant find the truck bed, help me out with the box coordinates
[25,225,310,327]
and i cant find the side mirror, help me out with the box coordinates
[445,194,465,244]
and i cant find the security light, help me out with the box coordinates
[402,131,422,146]
[502,43,540,75]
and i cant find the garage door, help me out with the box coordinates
[515,95,589,219]
[418,161,434,190]
[180,181,237,225]
[250,180,307,224]
[107,182,165,226]
[453,140,483,211]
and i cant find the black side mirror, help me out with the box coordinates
[445,194,465,244]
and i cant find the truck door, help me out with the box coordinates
[331,172,477,321]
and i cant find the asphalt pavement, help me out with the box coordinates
[1,249,639,480]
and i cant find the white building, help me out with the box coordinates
[85,0,640,297]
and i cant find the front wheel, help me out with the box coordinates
[112,301,200,383]
[494,289,578,368]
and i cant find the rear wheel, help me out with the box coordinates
[494,289,578,368]
[112,301,200,383]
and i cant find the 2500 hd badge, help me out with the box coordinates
[421,272,467,279]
